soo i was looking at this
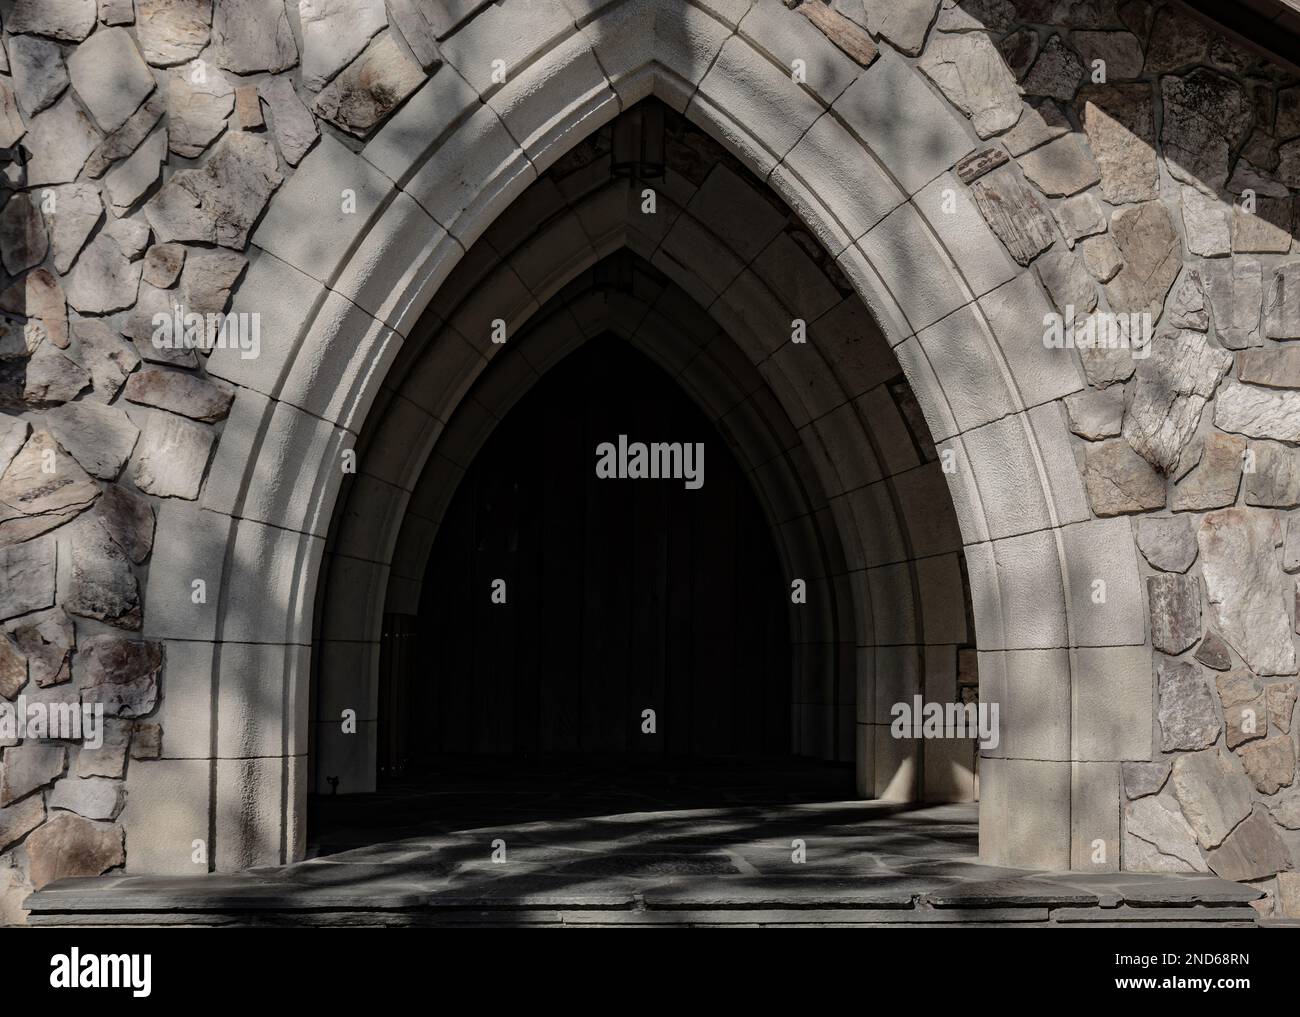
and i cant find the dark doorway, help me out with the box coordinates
[378,337,794,778]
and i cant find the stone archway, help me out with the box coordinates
[134,4,1135,876]
[5,0,1298,921]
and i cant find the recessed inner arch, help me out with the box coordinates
[310,99,977,828]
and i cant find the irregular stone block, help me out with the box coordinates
[1083,439,1165,516]
[124,368,234,423]
[4,0,96,41]
[1170,432,1245,512]
[968,164,1055,266]
[7,608,74,688]
[75,719,131,778]
[1206,807,1290,881]
[1181,185,1231,257]
[1195,629,1232,671]
[48,775,123,820]
[214,0,300,75]
[0,193,48,277]
[1157,659,1221,752]
[1123,330,1231,473]
[130,412,215,500]
[77,635,163,718]
[917,31,1021,139]
[1019,133,1101,198]
[1240,736,1295,795]
[0,743,65,806]
[1172,748,1252,848]
[259,76,319,166]
[1216,381,1300,442]
[1022,34,1082,101]
[1064,387,1122,440]
[1265,264,1300,340]
[1161,69,1253,194]
[1136,515,1196,573]
[0,794,45,853]
[1148,574,1201,655]
[25,813,123,889]
[1198,508,1298,677]
[1122,761,1171,800]
[1268,680,1296,734]
[66,27,155,133]
[1123,792,1206,872]
[1104,201,1181,318]
[1238,347,1300,389]
[1245,440,1300,508]
[166,61,234,158]
[1215,667,1266,750]
[1075,84,1157,203]
[92,485,155,564]
[8,35,68,119]
[135,0,212,67]
[312,32,424,137]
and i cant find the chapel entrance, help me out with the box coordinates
[370,336,847,804]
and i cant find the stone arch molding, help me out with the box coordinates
[119,0,1145,877]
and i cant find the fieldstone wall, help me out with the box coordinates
[0,0,1298,924]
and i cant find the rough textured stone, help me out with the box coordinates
[83,93,166,179]
[1075,84,1157,203]
[1240,737,1295,795]
[0,78,24,149]
[1080,234,1122,283]
[0,632,24,699]
[7,608,74,688]
[142,244,185,289]
[1238,348,1300,389]
[65,234,144,315]
[135,0,212,66]
[1199,509,1297,677]
[0,794,44,852]
[1266,265,1300,340]
[49,775,123,820]
[802,2,880,66]
[19,95,104,186]
[1022,34,1082,101]
[130,721,162,760]
[1161,70,1254,194]
[43,183,102,275]
[214,0,299,74]
[8,35,68,119]
[0,744,65,806]
[1064,387,1122,440]
[167,62,235,158]
[1035,248,1096,317]
[1051,191,1106,246]
[145,133,283,248]
[4,0,96,41]
[1072,30,1143,80]
[43,402,139,481]
[1170,432,1245,512]
[1158,660,1221,753]
[1206,808,1291,881]
[25,813,123,889]
[968,164,1055,265]
[0,193,48,277]
[78,635,162,717]
[66,27,154,134]
[1002,100,1069,156]
[1083,439,1165,516]
[1245,441,1300,508]
[917,31,1021,139]
[124,368,234,423]
[0,539,55,622]
[833,0,936,57]
[1105,202,1182,318]
[0,431,97,527]
[1195,629,1233,671]
[1122,330,1231,474]
[234,85,264,130]
[0,271,68,360]
[22,342,91,407]
[103,128,167,215]
[1233,195,1294,255]
[91,485,154,565]
[66,516,141,629]
[74,720,131,778]
[1171,748,1253,849]
[1122,761,1171,800]
[1136,515,1196,573]
[1123,793,1206,871]
[998,28,1038,80]
[1148,574,1201,655]
[300,0,385,89]
[259,76,319,166]
[1216,381,1300,443]
[1268,680,1296,734]
[312,33,424,137]
[1204,259,1262,350]
[1167,269,1209,332]
[75,319,140,401]
[1019,133,1100,198]
[131,413,215,499]
[1270,790,1300,829]
[1215,668,1267,750]
[1181,186,1231,257]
